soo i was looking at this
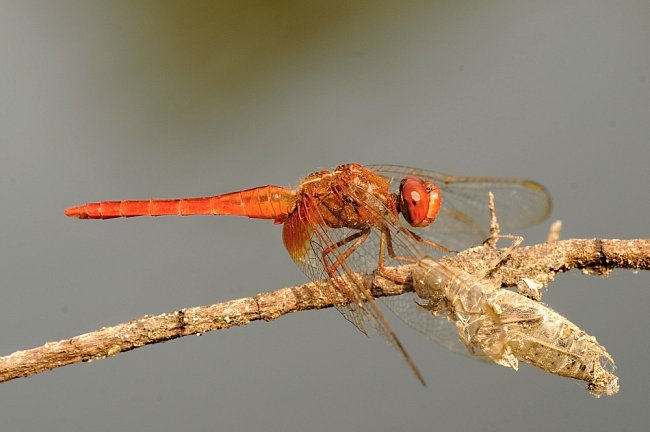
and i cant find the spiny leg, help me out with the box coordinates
[320,228,374,306]
[319,227,427,385]
[376,227,416,283]
[317,228,372,335]
[321,228,371,276]
[405,229,455,253]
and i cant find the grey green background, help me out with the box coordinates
[1,2,649,431]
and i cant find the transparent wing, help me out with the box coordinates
[283,208,371,334]
[369,164,552,251]
[282,164,534,376]
[342,175,478,360]
[282,191,426,384]
[380,293,471,357]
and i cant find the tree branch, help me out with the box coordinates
[0,238,648,384]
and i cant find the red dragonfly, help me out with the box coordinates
[65,163,551,384]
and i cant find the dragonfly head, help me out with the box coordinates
[398,176,442,228]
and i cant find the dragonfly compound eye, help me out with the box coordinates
[399,176,442,227]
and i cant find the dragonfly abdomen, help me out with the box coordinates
[64,185,296,221]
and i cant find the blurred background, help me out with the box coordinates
[1,1,648,431]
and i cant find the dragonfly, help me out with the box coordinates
[65,163,551,384]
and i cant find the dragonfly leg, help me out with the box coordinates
[383,229,417,263]
[316,228,427,386]
[321,228,371,276]
[376,228,415,283]
[321,226,426,386]
[405,229,456,253]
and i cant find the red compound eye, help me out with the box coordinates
[399,176,441,227]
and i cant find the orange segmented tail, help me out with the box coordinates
[65,185,296,221]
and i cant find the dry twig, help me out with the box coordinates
[0,236,648,384]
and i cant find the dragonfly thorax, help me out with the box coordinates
[292,163,398,231]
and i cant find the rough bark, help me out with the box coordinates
[0,238,647,384]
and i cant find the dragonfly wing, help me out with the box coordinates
[342,175,484,359]
[282,184,427,384]
[281,164,524,381]
[282,208,370,334]
[380,293,470,357]
[369,164,552,250]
